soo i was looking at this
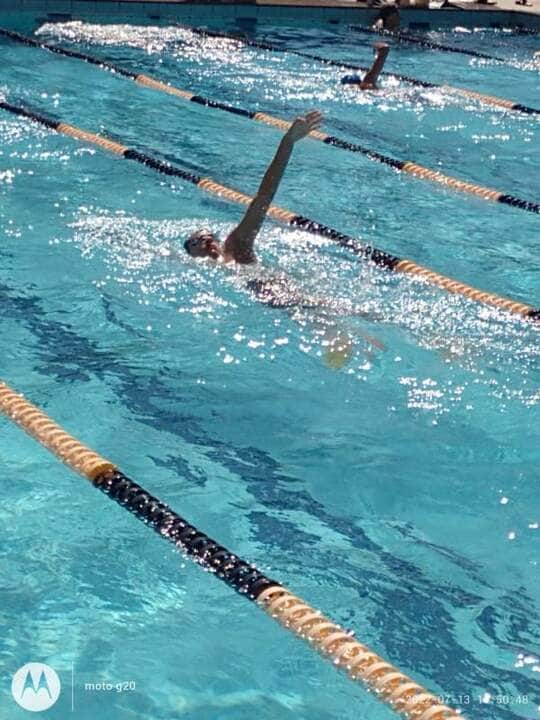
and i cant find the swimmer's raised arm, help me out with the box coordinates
[341,43,390,90]
[361,42,390,90]
[223,110,323,264]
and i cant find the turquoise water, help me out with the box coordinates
[0,17,539,720]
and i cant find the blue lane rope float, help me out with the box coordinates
[0,379,464,720]
[1,27,539,216]
[1,98,539,325]
[349,25,510,64]
[183,25,540,116]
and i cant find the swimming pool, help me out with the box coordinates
[0,14,539,720]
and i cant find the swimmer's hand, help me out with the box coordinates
[285,110,323,143]
[374,42,390,52]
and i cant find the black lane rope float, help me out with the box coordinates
[1,99,539,324]
[1,27,538,216]
[183,25,540,116]
[513,26,540,36]
[0,379,464,720]
[349,25,511,64]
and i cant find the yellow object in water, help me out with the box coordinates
[323,329,354,370]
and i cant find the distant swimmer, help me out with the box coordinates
[340,42,390,91]
[183,110,383,362]
[372,1,401,32]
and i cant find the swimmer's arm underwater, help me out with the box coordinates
[223,110,323,265]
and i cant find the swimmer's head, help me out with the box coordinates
[184,229,221,260]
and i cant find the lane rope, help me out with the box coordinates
[0,378,463,719]
[1,27,538,215]
[1,98,538,324]
[183,25,540,116]
[349,25,511,64]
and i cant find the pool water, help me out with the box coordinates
[0,17,539,720]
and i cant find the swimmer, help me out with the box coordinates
[183,110,384,362]
[373,1,401,32]
[340,42,390,91]
[184,110,322,266]
[184,110,376,316]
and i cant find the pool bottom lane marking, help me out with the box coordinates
[1,27,539,214]
[0,99,538,323]
[0,379,462,720]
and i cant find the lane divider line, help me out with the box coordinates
[183,25,540,116]
[0,378,463,720]
[0,99,538,322]
[349,25,511,64]
[1,27,538,215]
